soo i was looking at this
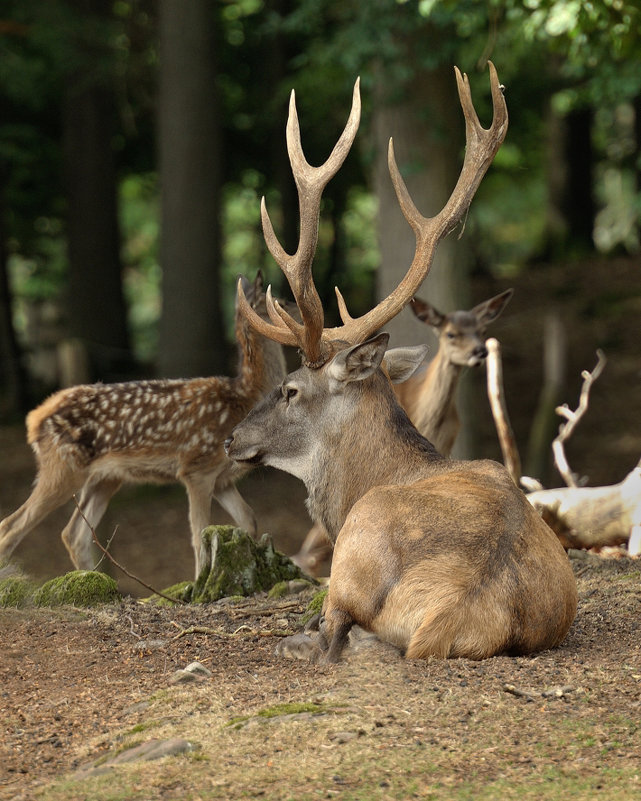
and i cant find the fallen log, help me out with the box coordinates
[526,460,641,555]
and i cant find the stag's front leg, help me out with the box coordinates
[275,613,326,662]
[320,606,354,663]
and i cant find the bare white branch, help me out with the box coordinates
[552,349,606,488]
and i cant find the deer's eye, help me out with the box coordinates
[446,332,457,340]
[283,385,298,402]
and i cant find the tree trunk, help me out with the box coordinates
[62,3,132,382]
[543,103,595,257]
[371,64,475,456]
[157,0,225,378]
[372,64,469,349]
[0,166,28,416]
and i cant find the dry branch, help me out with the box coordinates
[486,337,521,484]
[73,496,187,604]
[519,350,641,555]
[552,349,606,488]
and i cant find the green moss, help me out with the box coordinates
[0,575,36,608]
[32,570,121,607]
[191,526,310,604]
[152,581,194,605]
[257,702,325,718]
[267,578,316,599]
[226,701,339,729]
[301,588,328,622]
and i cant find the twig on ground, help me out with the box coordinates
[169,621,295,640]
[72,495,187,605]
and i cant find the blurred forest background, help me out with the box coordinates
[0,0,640,488]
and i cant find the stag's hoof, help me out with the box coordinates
[275,633,323,662]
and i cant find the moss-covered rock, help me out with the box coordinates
[191,526,311,604]
[154,580,194,605]
[32,570,121,607]
[0,574,36,608]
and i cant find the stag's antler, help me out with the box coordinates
[238,63,508,368]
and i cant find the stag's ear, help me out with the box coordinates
[383,345,428,384]
[326,333,389,389]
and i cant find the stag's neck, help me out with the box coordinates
[307,375,444,542]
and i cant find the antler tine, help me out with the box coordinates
[323,62,508,348]
[254,79,361,366]
[236,278,298,347]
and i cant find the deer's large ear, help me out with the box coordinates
[410,297,445,329]
[383,345,428,384]
[326,333,389,388]
[472,288,513,327]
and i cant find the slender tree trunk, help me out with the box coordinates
[157,0,225,378]
[371,63,475,456]
[62,75,131,381]
[0,166,28,416]
[544,103,595,256]
[372,64,470,349]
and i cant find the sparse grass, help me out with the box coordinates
[34,688,641,801]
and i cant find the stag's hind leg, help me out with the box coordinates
[0,453,85,564]
[61,476,122,569]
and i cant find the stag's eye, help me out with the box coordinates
[446,332,457,340]
[282,384,298,402]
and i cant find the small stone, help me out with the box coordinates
[134,639,167,652]
[328,731,358,744]
[184,661,211,676]
[170,669,202,684]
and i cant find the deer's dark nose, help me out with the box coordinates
[473,344,488,360]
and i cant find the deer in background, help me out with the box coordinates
[292,289,514,574]
[0,272,287,578]
[394,289,513,455]
[225,65,577,661]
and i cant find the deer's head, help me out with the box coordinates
[225,64,508,481]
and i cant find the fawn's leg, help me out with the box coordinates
[182,473,215,579]
[0,456,84,563]
[61,476,122,569]
[213,483,257,537]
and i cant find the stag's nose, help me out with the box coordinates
[473,344,488,360]
[224,436,234,455]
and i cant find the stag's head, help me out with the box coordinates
[225,64,508,476]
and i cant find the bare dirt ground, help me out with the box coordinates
[1,256,640,799]
[0,552,639,801]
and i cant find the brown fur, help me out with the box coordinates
[394,290,513,457]
[226,336,577,663]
